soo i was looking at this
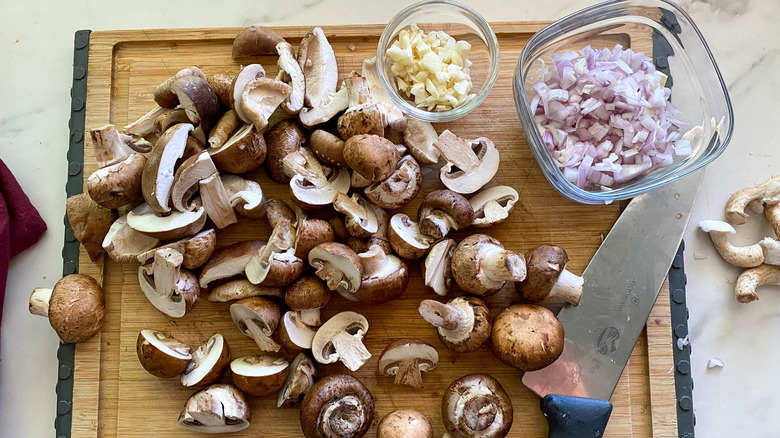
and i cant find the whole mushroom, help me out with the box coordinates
[29,274,106,343]
[490,304,564,371]
[377,410,433,438]
[442,374,513,438]
[342,134,398,182]
[451,234,526,296]
[418,296,491,353]
[300,374,374,438]
[516,245,584,308]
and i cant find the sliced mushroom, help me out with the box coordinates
[275,41,305,114]
[180,333,231,387]
[29,274,105,344]
[221,174,266,219]
[308,242,363,294]
[377,409,433,438]
[245,218,303,286]
[350,244,409,304]
[90,124,150,168]
[126,202,206,241]
[154,66,207,108]
[442,374,513,438]
[230,296,282,353]
[103,215,161,263]
[87,153,146,209]
[264,119,305,183]
[284,147,350,210]
[343,134,398,182]
[311,311,371,371]
[377,339,438,388]
[388,213,433,260]
[299,374,374,438]
[138,248,200,318]
[209,123,267,174]
[297,27,338,109]
[299,86,350,128]
[171,151,218,212]
[433,130,500,194]
[422,238,457,297]
[451,234,526,296]
[337,74,384,139]
[517,245,583,308]
[240,77,293,132]
[230,354,289,397]
[364,155,422,209]
[200,172,238,229]
[361,56,407,132]
[136,229,216,270]
[418,190,476,240]
[137,329,192,378]
[278,352,318,408]
[178,384,250,433]
[207,73,234,109]
[333,192,379,238]
[170,75,221,133]
[198,240,263,288]
[418,296,491,353]
[469,186,519,228]
[141,123,194,213]
[124,106,170,138]
[266,198,296,228]
[207,279,283,302]
[279,311,318,351]
[154,109,191,137]
[491,304,564,371]
[231,64,267,123]
[67,193,116,261]
[403,117,440,164]
[310,129,347,168]
[232,25,285,58]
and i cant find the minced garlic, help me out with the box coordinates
[386,24,475,111]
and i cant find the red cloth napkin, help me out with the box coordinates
[0,159,48,338]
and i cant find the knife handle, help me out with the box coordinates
[541,394,613,438]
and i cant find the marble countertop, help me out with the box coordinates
[1,0,776,436]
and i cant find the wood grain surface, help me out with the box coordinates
[71,23,678,437]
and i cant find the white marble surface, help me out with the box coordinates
[0,0,775,436]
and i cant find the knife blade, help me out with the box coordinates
[522,170,704,437]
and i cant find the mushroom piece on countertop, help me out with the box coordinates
[245,218,304,287]
[283,147,351,210]
[274,41,305,114]
[232,25,285,58]
[285,275,331,326]
[154,66,207,108]
[297,27,338,110]
[180,333,231,387]
[239,77,293,132]
[208,123,267,175]
[278,352,318,408]
[361,56,407,132]
[310,129,348,168]
[308,242,363,294]
[698,220,766,268]
[86,152,146,209]
[516,245,584,308]
[402,116,440,165]
[103,215,161,264]
[469,185,519,228]
[178,384,250,433]
[311,311,371,372]
[137,248,200,318]
[141,123,195,213]
[198,240,264,288]
[377,409,434,438]
[422,238,457,297]
[279,310,318,351]
[136,329,192,378]
[169,74,221,134]
[364,155,423,210]
[337,74,384,139]
[377,339,439,388]
[299,374,374,438]
[349,244,409,304]
[221,174,266,219]
[135,228,216,270]
[66,192,116,261]
[333,192,379,238]
[230,296,282,353]
[725,175,780,225]
[342,134,399,183]
[433,130,500,195]
[442,374,513,438]
[451,234,526,296]
[490,304,564,372]
[230,354,289,397]
[90,123,151,168]
[29,274,106,344]
[126,202,207,242]
[388,213,434,260]
[264,119,305,184]
[417,190,476,240]
[207,279,283,302]
[418,296,491,353]
[230,64,267,123]
[734,263,780,303]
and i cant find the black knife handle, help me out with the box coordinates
[541,394,613,438]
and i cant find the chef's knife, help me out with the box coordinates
[522,170,704,437]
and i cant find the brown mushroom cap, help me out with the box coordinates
[207,279,283,302]
[230,354,289,397]
[86,153,146,209]
[299,374,374,438]
[170,75,221,134]
[451,234,526,296]
[516,245,579,304]
[209,123,266,174]
[44,274,106,343]
[377,409,433,438]
[136,329,192,378]
[295,218,335,260]
[418,190,476,239]
[388,213,433,260]
[230,296,282,353]
[351,245,409,304]
[154,66,207,108]
[342,134,398,182]
[66,193,116,262]
[198,240,264,288]
[285,276,331,310]
[207,73,233,109]
[442,374,513,438]
[232,25,286,58]
[310,129,347,168]
[490,304,564,371]
[364,155,423,210]
[264,119,305,183]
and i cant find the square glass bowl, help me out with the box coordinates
[514,0,733,204]
[377,0,500,123]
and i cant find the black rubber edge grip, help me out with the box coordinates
[668,241,695,438]
[56,28,91,438]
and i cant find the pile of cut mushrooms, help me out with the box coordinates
[34,24,593,437]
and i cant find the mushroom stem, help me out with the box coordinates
[735,264,780,303]
[245,318,282,352]
[358,245,390,277]
[548,269,584,306]
[330,332,372,372]
[766,203,780,237]
[394,358,424,388]
[418,299,464,331]
[699,220,764,267]
[29,288,53,317]
[481,248,526,282]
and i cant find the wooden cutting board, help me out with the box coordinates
[70,22,678,437]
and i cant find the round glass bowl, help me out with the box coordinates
[514,0,733,204]
[377,0,500,123]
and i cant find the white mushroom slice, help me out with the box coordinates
[138,248,200,318]
[279,311,318,350]
[361,56,407,131]
[221,174,266,219]
[200,173,238,229]
[171,151,218,212]
[403,117,440,164]
[102,215,160,263]
[699,220,764,268]
[278,352,318,408]
[332,193,379,238]
[298,87,349,128]
[124,106,169,138]
[351,169,373,189]
[433,130,500,194]
[283,148,350,209]
[90,124,150,168]
[311,311,371,372]
[240,77,293,132]
[469,186,520,228]
[377,339,439,388]
[198,240,263,288]
[178,384,250,433]
[275,42,305,114]
[297,27,338,109]
[208,279,283,302]
[230,297,281,353]
[231,64,266,124]
[364,155,423,210]
[127,202,206,241]
[308,242,363,294]
[141,123,195,213]
[388,213,433,260]
[423,239,457,296]
[299,308,323,327]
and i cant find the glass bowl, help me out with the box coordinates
[377,0,500,123]
[514,0,733,204]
